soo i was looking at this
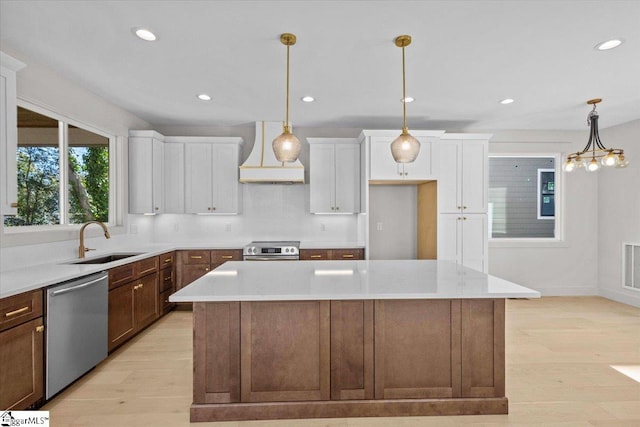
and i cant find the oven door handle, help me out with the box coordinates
[244,256,299,261]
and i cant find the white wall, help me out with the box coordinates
[597,119,640,307]
[487,130,599,296]
[368,185,417,260]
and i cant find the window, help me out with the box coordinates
[4,105,112,228]
[488,155,561,240]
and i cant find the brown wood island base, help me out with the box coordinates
[190,298,506,422]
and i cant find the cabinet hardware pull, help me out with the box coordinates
[463,206,467,209]
[155,207,159,211]
[463,217,467,220]
[457,217,462,221]
[11,202,18,208]
[221,256,233,259]
[342,254,354,258]
[205,268,210,271]
[310,255,322,258]
[457,206,462,209]
[212,207,216,211]
[164,276,171,281]
[36,325,45,333]
[331,207,335,210]
[5,306,30,317]
[190,255,203,259]
[336,207,340,211]
[164,258,171,263]
[404,172,408,176]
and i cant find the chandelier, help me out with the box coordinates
[564,99,628,172]
[390,35,420,163]
[272,33,302,163]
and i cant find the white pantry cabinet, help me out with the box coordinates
[437,133,491,272]
[128,131,164,214]
[360,130,445,182]
[308,138,361,214]
[0,52,25,216]
[162,140,185,213]
[184,138,243,214]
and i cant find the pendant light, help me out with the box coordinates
[272,33,301,163]
[564,99,629,172]
[390,35,420,163]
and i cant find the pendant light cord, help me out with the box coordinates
[285,43,290,129]
[401,45,407,132]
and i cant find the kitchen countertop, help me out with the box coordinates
[169,259,541,302]
[0,241,365,299]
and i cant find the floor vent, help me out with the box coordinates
[623,243,640,291]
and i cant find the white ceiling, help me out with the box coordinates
[1,0,639,131]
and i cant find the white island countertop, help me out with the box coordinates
[170,259,541,302]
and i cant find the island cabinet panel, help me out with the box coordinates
[330,300,374,400]
[374,299,462,399]
[240,301,330,402]
[461,299,505,398]
[193,302,240,404]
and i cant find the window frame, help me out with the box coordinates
[488,152,565,247]
[3,99,118,234]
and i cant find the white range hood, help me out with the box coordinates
[239,121,305,183]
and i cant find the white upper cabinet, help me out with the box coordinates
[361,130,444,182]
[438,135,490,214]
[128,131,164,214]
[0,52,25,216]
[184,138,243,214]
[162,141,185,214]
[308,138,361,214]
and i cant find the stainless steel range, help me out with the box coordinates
[243,241,300,261]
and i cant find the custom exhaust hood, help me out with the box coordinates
[239,121,305,183]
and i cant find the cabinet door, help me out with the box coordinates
[461,141,488,214]
[212,144,239,213]
[179,264,211,289]
[438,214,461,265]
[461,214,487,272]
[369,138,403,180]
[310,144,336,213]
[185,143,213,213]
[334,143,360,213]
[164,142,185,213]
[438,140,461,214]
[108,283,135,352]
[0,62,20,216]
[128,137,154,214]
[0,317,44,410]
[134,273,159,331]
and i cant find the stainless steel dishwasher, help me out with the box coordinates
[46,271,108,399]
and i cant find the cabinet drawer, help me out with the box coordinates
[159,267,174,293]
[300,249,331,260]
[332,248,365,260]
[137,256,159,277]
[159,251,175,268]
[211,249,242,264]
[182,250,211,265]
[159,288,174,315]
[0,290,43,332]
[109,263,137,289]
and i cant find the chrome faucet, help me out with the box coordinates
[78,221,111,258]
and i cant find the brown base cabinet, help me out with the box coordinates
[0,289,44,410]
[159,251,176,315]
[108,257,160,352]
[300,248,364,261]
[177,249,242,290]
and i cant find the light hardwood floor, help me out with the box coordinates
[43,297,640,426]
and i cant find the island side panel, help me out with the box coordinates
[461,299,505,398]
[193,302,240,403]
[374,299,462,399]
[330,300,374,400]
[240,301,331,402]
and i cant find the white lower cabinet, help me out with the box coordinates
[184,138,242,214]
[308,138,361,214]
[438,213,487,273]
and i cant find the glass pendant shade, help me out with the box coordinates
[586,158,600,172]
[273,125,301,162]
[391,129,420,163]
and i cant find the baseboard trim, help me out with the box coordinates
[598,288,640,308]
[533,286,598,296]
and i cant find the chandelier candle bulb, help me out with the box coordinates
[565,99,628,173]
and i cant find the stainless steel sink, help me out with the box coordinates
[69,253,143,264]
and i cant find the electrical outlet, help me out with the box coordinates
[376,222,383,231]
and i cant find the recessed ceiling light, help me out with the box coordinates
[595,39,624,51]
[301,96,315,102]
[133,28,157,41]
[500,98,515,105]
[401,97,415,103]
[197,94,212,101]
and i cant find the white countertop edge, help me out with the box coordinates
[170,292,540,302]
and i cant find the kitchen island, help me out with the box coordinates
[170,260,540,422]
